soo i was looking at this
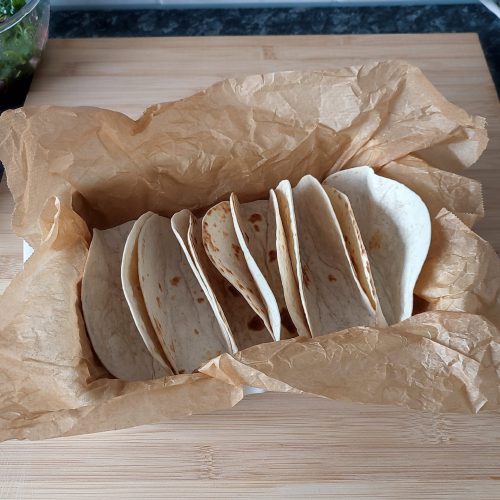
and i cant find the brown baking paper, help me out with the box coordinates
[200,311,500,413]
[378,155,484,228]
[0,60,487,249]
[0,197,242,441]
[416,209,500,329]
[0,60,498,441]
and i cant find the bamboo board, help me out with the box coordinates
[0,34,499,499]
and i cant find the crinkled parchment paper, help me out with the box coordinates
[0,60,498,441]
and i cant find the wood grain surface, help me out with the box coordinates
[0,34,499,499]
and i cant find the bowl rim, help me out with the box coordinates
[0,0,44,34]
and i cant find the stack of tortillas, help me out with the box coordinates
[82,167,431,380]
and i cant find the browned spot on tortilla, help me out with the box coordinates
[194,329,200,335]
[302,265,311,288]
[268,250,277,262]
[368,230,382,251]
[222,231,229,237]
[197,297,205,303]
[328,274,337,282]
[351,258,361,280]
[222,204,230,214]
[232,244,242,257]
[204,233,220,253]
[244,232,250,243]
[153,317,162,333]
[248,315,265,331]
[253,224,260,232]
[343,235,354,254]
[178,369,186,374]
[236,280,253,294]
[156,296,161,306]
[280,308,297,335]
[141,275,145,282]
[158,282,163,292]
[343,235,362,278]
[249,213,263,223]
[228,284,240,297]
[170,276,181,286]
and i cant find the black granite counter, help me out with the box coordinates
[49,5,499,93]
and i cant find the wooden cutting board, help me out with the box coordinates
[1,34,500,499]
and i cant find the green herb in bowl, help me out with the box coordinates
[0,1,28,21]
[0,0,50,112]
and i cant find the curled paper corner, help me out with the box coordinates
[200,352,302,395]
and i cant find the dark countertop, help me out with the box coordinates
[49,5,499,92]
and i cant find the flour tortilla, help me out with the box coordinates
[202,202,274,338]
[121,212,172,371]
[82,222,169,381]
[171,209,238,353]
[270,188,310,338]
[322,185,387,326]
[230,194,297,340]
[138,213,233,374]
[276,175,379,337]
[323,166,431,324]
[192,214,272,350]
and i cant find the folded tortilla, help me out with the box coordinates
[82,221,169,380]
[202,202,276,344]
[171,209,238,353]
[322,185,387,326]
[230,194,297,340]
[323,166,431,324]
[188,213,272,350]
[270,189,311,338]
[121,212,172,371]
[275,175,379,337]
[137,213,234,374]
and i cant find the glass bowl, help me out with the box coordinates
[0,0,50,112]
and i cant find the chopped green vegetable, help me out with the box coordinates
[1,1,35,83]
[0,0,27,22]
[0,1,44,110]
[0,22,36,82]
